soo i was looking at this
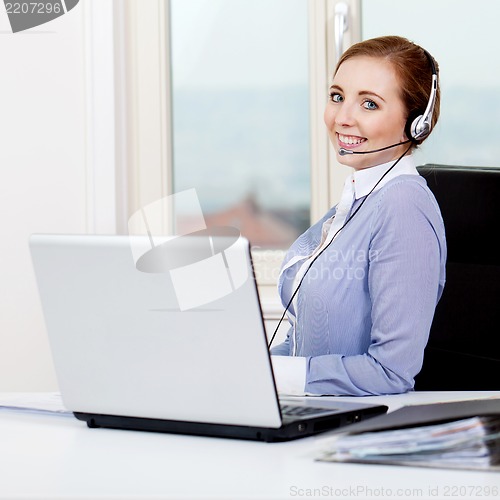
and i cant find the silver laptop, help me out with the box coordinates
[29,233,387,441]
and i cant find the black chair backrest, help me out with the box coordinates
[415,165,500,390]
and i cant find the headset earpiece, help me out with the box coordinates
[405,50,438,144]
[404,110,425,143]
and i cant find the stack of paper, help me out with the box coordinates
[319,416,500,469]
[0,392,71,416]
[317,399,500,471]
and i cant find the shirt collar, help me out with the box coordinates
[352,154,419,200]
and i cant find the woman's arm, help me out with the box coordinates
[270,327,291,355]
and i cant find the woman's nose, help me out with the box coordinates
[334,102,356,127]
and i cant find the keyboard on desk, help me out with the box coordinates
[280,404,339,422]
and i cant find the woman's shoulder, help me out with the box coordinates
[374,174,440,210]
[369,174,444,228]
[379,173,430,194]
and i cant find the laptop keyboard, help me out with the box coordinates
[280,404,337,420]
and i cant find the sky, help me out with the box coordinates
[170,0,308,89]
[362,0,500,88]
[171,0,500,89]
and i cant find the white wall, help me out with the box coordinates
[0,5,90,391]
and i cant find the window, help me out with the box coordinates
[170,0,311,251]
[117,0,348,321]
[112,0,500,341]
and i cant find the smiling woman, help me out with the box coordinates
[325,35,440,170]
[325,56,409,169]
[270,36,447,397]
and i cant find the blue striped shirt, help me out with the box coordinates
[271,156,447,395]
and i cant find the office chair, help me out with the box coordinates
[414,165,500,390]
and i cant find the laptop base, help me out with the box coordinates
[74,404,388,442]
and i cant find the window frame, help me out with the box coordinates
[114,0,361,316]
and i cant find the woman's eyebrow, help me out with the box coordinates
[359,90,386,102]
[329,84,343,92]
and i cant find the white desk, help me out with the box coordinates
[1,392,499,500]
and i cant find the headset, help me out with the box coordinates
[268,48,438,348]
[405,50,439,142]
[339,49,438,156]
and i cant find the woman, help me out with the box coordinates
[270,36,447,396]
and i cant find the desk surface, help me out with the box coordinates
[1,391,499,500]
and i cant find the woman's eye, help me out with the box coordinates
[329,92,343,103]
[363,100,378,110]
